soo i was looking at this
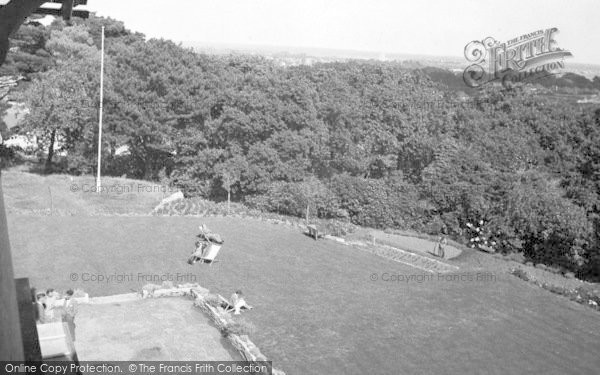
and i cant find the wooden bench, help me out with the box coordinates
[307,224,319,240]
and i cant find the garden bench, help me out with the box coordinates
[307,224,319,240]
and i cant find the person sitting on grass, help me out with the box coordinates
[229,290,253,315]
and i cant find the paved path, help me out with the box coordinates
[348,241,460,273]
[367,231,463,259]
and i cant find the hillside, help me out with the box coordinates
[1,167,165,216]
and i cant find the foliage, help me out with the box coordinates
[509,267,600,311]
[330,173,422,229]
[0,144,16,168]
[203,294,221,309]
[222,318,256,337]
[246,177,341,220]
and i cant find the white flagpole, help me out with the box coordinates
[96,26,104,192]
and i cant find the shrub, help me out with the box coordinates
[506,172,592,271]
[330,174,422,229]
[510,268,529,281]
[141,284,162,293]
[161,280,174,289]
[222,318,256,337]
[575,286,600,307]
[246,178,342,220]
[323,219,356,237]
[203,294,221,309]
[0,144,16,167]
[505,252,526,264]
[510,268,600,311]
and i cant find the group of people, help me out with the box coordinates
[189,224,253,315]
[32,287,78,341]
[188,224,224,265]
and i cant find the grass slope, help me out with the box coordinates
[8,215,600,375]
[2,169,166,215]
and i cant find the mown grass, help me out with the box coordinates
[8,215,600,375]
[2,169,166,216]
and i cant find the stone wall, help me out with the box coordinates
[139,283,286,375]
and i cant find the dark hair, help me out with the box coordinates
[66,289,74,296]
[36,293,46,301]
[235,290,243,295]
[46,288,55,295]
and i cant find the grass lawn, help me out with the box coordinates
[1,169,167,215]
[8,215,600,375]
[76,297,240,361]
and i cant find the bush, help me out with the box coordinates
[222,318,256,337]
[505,252,526,264]
[510,268,600,311]
[330,174,422,229]
[506,172,592,271]
[323,219,356,237]
[246,178,342,220]
[204,294,221,309]
[0,144,16,168]
[574,286,600,307]
[510,268,529,281]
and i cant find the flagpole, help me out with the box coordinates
[96,26,104,192]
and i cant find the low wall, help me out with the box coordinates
[139,283,286,375]
[325,235,460,273]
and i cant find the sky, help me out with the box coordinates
[87,0,598,64]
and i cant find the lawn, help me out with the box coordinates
[8,215,600,375]
[76,297,240,361]
[1,169,167,216]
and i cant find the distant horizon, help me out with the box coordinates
[180,40,600,69]
[91,1,600,66]
[181,40,465,59]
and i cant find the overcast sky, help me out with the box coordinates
[89,0,600,64]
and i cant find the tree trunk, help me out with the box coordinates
[142,155,153,180]
[44,129,56,174]
[227,189,231,215]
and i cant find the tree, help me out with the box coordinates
[217,157,245,214]
[16,25,98,173]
